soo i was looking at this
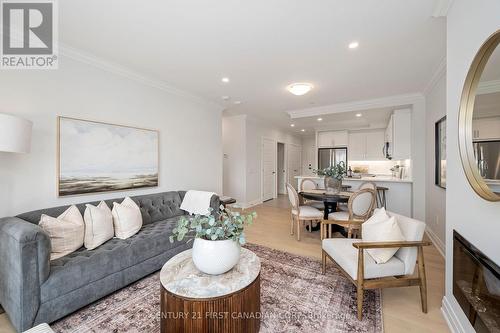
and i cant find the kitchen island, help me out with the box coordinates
[295,175,413,217]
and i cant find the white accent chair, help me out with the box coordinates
[323,188,376,238]
[286,183,323,241]
[321,211,431,320]
[300,178,325,210]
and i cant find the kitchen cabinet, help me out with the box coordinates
[348,130,385,161]
[385,109,411,160]
[317,130,348,148]
[472,117,500,140]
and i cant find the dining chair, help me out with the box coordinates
[300,178,324,210]
[322,188,376,238]
[339,181,377,212]
[321,211,432,320]
[286,183,323,241]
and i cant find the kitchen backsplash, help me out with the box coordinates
[349,160,411,178]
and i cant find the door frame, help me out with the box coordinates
[261,137,278,201]
[287,143,302,189]
[276,141,288,195]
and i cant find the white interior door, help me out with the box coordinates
[288,144,302,189]
[262,138,276,201]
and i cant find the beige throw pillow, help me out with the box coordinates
[362,209,405,264]
[112,197,143,239]
[39,205,84,260]
[83,201,114,250]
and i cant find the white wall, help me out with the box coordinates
[0,56,223,217]
[444,1,500,332]
[245,116,302,205]
[425,72,446,256]
[222,115,247,203]
[301,135,316,176]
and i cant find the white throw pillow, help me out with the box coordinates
[112,197,143,239]
[83,201,114,250]
[39,205,84,260]
[362,212,405,264]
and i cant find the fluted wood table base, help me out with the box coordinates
[160,274,261,333]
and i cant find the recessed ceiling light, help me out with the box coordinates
[348,41,359,49]
[301,129,306,132]
[287,82,313,96]
[221,77,230,83]
[356,113,362,117]
[317,118,323,122]
[234,101,242,105]
[290,124,295,127]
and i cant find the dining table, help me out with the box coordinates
[299,189,353,220]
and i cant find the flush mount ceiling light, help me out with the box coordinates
[287,82,313,96]
[221,77,230,83]
[356,113,362,117]
[349,41,359,49]
[317,118,323,122]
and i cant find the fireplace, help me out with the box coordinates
[453,231,500,332]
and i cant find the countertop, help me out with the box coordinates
[295,175,413,183]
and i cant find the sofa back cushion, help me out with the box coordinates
[17,191,187,226]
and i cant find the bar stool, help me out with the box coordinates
[376,186,389,208]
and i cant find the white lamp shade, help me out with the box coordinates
[0,113,33,153]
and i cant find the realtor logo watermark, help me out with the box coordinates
[0,0,58,69]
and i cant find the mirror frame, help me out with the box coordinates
[459,30,500,201]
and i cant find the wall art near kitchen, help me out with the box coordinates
[435,116,446,189]
[58,117,159,196]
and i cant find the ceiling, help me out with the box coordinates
[58,0,446,132]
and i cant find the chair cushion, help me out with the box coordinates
[323,238,405,280]
[40,217,183,302]
[328,211,349,221]
[292,206,323,219]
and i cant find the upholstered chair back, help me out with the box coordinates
[389,211,426,275]
[286,183,300,211]
[358,181,377,191]
[300,179,318,191]
[348,188,376,219]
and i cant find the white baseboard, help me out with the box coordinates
[441,296,467,333]
[425,227,445,258]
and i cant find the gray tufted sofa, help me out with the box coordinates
[0,191,219,332]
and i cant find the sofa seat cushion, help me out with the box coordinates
[322,238,405,280]
[40,217,184,302]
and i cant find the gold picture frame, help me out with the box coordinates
[458,30,500,201]
[57,116,160,197]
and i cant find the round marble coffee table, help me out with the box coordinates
[159,248,261,333]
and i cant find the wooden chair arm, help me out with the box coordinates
[352,241,432,249]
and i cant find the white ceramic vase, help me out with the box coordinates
[192,238,241,275]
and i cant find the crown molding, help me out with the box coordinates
[477,79,500,95]
[432,0,454,18]
[59,44,223,110]
[287,93,424,119]
[423,57,446,96]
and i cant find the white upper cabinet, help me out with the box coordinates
[386,109,411,160]
[317,130,348,148]
[472,117,500,140]
[348,130,385,161]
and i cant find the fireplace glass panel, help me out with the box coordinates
[453,231,500,332]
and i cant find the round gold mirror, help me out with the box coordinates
[459,30,500,201]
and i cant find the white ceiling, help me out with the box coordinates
[59,1,446,132]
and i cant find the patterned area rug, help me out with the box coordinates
[52,244,383,333]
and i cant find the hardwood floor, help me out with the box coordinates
[244,195,450,333]
[0,195,449,332]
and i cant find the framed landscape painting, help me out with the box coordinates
[58,117,159,196]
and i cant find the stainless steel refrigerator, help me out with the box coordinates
[474,140,500,180]
[318,148,348,170]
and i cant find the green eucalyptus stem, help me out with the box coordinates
[313,161,347,180]
[169,205,257,245]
